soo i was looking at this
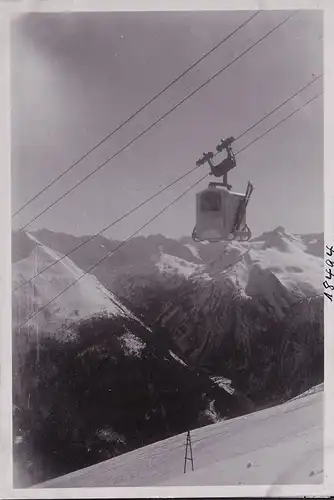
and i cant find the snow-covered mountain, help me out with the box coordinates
[12,231,242,400]
[11,231,241,396]
[190,226,323,297]
[28,226,323,299]
[157,267,323,392]
[12,227,323,365]
[12,232,138,336]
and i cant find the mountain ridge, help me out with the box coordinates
[12,227,323,348]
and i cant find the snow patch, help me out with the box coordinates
[95,429,126,445]
[156,252,202,278]
[120,331,145,358]
[184,244,202,260]
[210,376,235,395]
[168,350,188,367]
[200,399,220,423]
[289,383,324,401]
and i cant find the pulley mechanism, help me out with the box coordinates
[196,136,236,190]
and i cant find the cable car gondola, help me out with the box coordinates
[192,137,254,243]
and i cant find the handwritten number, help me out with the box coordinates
[324,246,334,301]
[326,245,334,256]
[323,280,334,291]
[326,268,334,280]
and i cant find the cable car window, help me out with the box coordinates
[200,191,222,212]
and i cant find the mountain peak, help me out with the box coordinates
[12,234,137,336]
[251,226,304,253]
[273,225,286,233]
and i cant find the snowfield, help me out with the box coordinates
[246,245,323,295]
[156,251,203,277]
[34,389,323,489]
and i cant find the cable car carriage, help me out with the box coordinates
[192,137,254,243]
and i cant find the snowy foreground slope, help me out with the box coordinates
[35,389,323,489]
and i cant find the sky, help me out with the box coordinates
[11,10,323,241]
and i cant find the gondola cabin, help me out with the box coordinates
[192,185,252,242]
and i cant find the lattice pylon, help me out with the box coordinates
[184,430,194,473]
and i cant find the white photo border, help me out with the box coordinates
[0,1,332,497]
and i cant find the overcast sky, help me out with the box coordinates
[11,10,323,240]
